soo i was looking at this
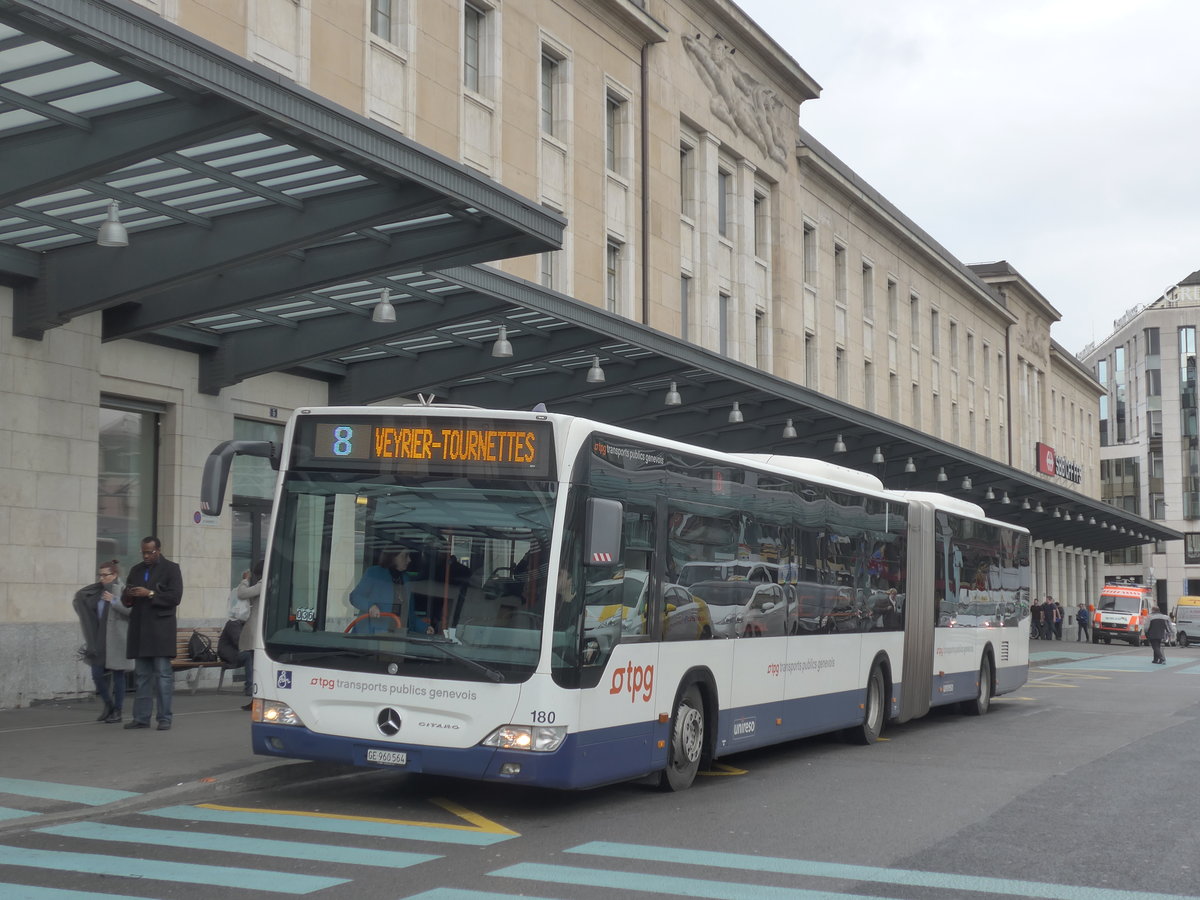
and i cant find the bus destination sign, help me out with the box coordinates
[301,418,554,478]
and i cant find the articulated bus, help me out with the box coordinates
[201,405,1032,791]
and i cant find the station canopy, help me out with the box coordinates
[0,0,1175,553]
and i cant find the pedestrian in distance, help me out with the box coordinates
[1030,600,1042,640]
[1075,603,1090,642]
[1053,598,1064,640]
[72,560,134,723]
[1146,602,1175,665]
[121,536,184,731]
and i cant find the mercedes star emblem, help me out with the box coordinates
[376,707,402,736]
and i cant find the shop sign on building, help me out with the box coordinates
[1036,442,1082,484]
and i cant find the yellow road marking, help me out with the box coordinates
[197,799,517,835]
[699,762,747,777]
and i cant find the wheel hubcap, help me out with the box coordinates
[675,705,703,765]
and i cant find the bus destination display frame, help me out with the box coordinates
[297,416,555,478]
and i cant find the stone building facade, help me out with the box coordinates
[0,0,1110,706]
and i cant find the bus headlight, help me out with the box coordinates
[259,700,306,728]
[481,724,567,752]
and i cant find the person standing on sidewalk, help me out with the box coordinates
[1075,603,1090,642]
[72,560,134,723]
[235,560,263,711]
[1146,602,1175,665]
[121,536,184,731]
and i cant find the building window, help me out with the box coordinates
[910,293,920,347]
[949,320,958,368]
[836,348,847,399]
[680,275,691,341]
[463,3,485,93]
[1186,533,1200,565]
[371,0,396,41]
[966,332,975,378]
[887,278,898,332]
[862,262,874,320]
[98,402,159,573]
[755,308,767,370]
[717,169,731,238]
[753,191,768,258]
[834,243,847,305]
[930,308,940,357]
[540,51,560,136]
[719,292,730,356]
[540,251,556,289]
[680,142,695,218]
[606,93,628,175]
[805,332,817,386]
[864,360,874,412]
[802,222,816,285]
[606,240,621,313]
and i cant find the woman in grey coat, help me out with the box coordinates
[72,560,134,722]
[235,560,263,709]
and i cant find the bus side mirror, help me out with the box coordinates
[200,440,278,516]
[584,497,623,567]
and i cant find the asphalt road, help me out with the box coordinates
[3,638,1199,899]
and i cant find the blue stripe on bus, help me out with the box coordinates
[146,804,509,846]
[251,662,1024,790]
[0,778,138,806]
[0,844,345,894]
[566,842,1166,900]
[39,822,440,868]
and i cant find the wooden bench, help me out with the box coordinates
[173,626,240,693]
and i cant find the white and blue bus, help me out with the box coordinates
[201,405,1031,791]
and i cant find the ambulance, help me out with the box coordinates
[1172,596,1200,648]
[1092,581,1152,646]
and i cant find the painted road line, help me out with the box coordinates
[147,804,516,846]
[0,807,35,822]
[405,890,563,900]
[0,778,138,807]
[1045,658,1175,672]
[40,822,440,869]
[567,841,1177,900]
[492,862,886,899]
[0,844,345,894]
[0,885,157,900]
[1029,651,1098,661]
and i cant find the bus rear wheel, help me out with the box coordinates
[846,665,884,745]
[961,657,992,716]
[659,684,704,792]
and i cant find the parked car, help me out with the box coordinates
[687,579,788,638]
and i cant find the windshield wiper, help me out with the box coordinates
[406,636,505,683]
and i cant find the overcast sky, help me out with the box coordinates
[733,0,1200,356]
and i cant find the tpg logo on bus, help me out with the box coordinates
[609,662,654,702]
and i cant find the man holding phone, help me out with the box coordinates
[121,536,184,731]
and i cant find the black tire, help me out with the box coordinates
[1091,633,1099,644]
[1103,637,1111,645]
[961,657,993,716]
[846,665,884,745]
[1179,632,1189,649]
[659,684,704,792]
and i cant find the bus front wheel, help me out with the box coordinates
[659,684,704,792]
[961,657,992,716]
[846,665,884,745]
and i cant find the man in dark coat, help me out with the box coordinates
[121,535,184,731]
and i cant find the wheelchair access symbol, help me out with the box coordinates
[276,670,293,690]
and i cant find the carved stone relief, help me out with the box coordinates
[682,32,792,168]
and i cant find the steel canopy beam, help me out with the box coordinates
[0,100,254,207]
[100,217,544,339]
[330,325,607,405]
[198,290,511,394]
[16,183,449,337]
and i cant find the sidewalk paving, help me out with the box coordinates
[0,689,348,828]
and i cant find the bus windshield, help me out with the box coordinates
[262,472,557,683]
